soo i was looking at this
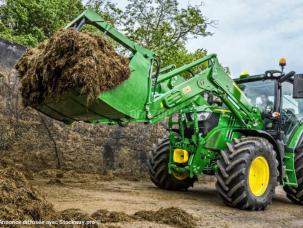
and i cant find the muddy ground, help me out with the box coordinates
[32,175,303,228]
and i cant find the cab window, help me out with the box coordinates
[240,80,275,113]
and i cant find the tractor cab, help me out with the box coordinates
[235,59,303,138]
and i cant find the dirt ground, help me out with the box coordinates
[31,176,303,228]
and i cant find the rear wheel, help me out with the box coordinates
[216,137,279,210]
[283,146,303,204]
[148,138,195,190]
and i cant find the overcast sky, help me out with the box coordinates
[184,0,303,77]
[112,0,303,77]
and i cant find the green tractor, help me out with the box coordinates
[148,61,303,210]
[30,9,303,210]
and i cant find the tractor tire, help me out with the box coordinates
[148,137,195,190]
[215,137,279,210]
[283,146,303,204]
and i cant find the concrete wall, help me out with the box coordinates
[0,38,26,68]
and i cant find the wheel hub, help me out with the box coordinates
[248,156,270,197]
[172,171,189,180]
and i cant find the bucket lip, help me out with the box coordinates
[32,88,129,124]
[34,102,76,124]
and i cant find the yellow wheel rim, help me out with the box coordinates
[172,171,189,180]
[248,156,270,197]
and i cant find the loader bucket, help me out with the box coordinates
[21,9,157,124]
[34,54,151,124]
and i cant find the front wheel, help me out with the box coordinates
[148,138,195,190]
[216,137,279,210]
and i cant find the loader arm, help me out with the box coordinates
[148,54,263,129]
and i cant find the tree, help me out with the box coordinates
[87,0,214,67]
[0,0,214,67]
[0,0,84,46]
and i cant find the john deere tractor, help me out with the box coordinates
[30,9,303,210]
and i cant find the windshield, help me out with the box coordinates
[240,80,275,113]
[240,80,303,121]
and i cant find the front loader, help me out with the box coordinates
[29,9,303,210]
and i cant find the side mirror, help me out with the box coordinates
[293,74,303,98]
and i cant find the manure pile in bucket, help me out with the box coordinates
[15,28,130,106]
